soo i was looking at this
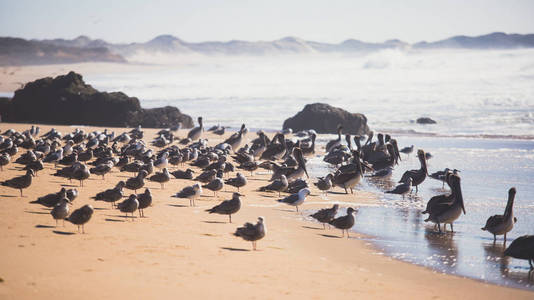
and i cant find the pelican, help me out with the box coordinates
[269,148,308,182]
[481,187,517,243]
[187,117,204,140]
[260,134,287,161]
[398,149,428,193]
[332,152,364,194]
[424,174,465,233]
[504,235,534,272]
[326,125,343,152]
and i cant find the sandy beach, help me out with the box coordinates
[0,123,531,299]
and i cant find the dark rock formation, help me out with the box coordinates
[283,103,370,135]
[2,72,193,128]
[416,117,437,124]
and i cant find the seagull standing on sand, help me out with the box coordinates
[225,172,247,192]
[92,181,125,208]
[137,188,152,217]
[66,204,94,233]
[1,169,34,196]
[205,192,243,223]
[234,217,266,250]
[385,178,412,199]
[50,198,71,226]
[310,204,339,229]
[277,188,311,212]
[329,207,357,238]
[174,183,202,206]
[148,168,170,189]
[203,176,224,196]
[125,170,148,193]
[259,174,288,196]
[117,194,139,220]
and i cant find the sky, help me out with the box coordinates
[0,0,533,44]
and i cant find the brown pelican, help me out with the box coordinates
[277,188,311,212]
[187,117,204,140]
[205,192,243,223]
[224,124,246,151]
[482,187,517,243]
[1,169,34,196]
[424,174,465,233]
[260,133,287,161]
[259,174,288,196]
[504,235,534,271]
[300,132,316,156]
[332,152,364,194]
[326,125,343,152]
[369,144,397,171]
[310,204,339,229]
[269,148,308,182]
[329,207,357,238]
[398,149,428,193]
[234,217,266,250]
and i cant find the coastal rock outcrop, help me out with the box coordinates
[282,103,370,135]
[416,117,437,124]
[1,72,193,128]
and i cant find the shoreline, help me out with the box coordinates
[0,122,532,299]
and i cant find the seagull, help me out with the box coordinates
[0,152,10,170]
[205,192,243,223]
[154,152,169,169]
[385,178,412,199]
[125,170,148,193]
[137,188,152,217]
[259,174,288,196]
[310,204,339,229]
[203,177,224,196]
[92,181,125,208]
[234,217,266,250]
[329,207,357,238]
[225,172,247,192]
[117,194,139,220]
[50,197,71,226]
[174,183,202,206]
[66,204,94,233]
[89,161,113,180]
[277,188,311,212]
[31,188,68,207]
[148,168,170,189]
[72,163,90,187]
[1,169,34,196]
[171,168,194,179]
[314,174,333,196]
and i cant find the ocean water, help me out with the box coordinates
[15,49,534,288]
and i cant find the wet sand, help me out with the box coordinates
[0,123,532,299]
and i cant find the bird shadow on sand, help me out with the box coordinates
[259,194,276,198]
[53,230,76,235]
[319,234,342,239]
[105,218,125,222]
[328,191,351,195]
[202,220,227,224]
[247,178,268,182]
[302,225,323,230]
[93,207,108,211]
[274,208,297,213]
[167,204,188,208]
[220,247,250,252]
[0,194,17,198]
[35,224,55,228]
[60,184,79,188]
[24,210,49,215]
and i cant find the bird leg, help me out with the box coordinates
[347,230,350,238]
[20,189,23,197]
[437,223,442,233]
[296,206,299,212]
[55,219,58,227]
[450,223,454,233]
[504,233,507,244]
[229,214,232,223]
[82,225,85,234]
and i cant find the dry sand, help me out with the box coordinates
[0,123,532,299]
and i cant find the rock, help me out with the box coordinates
[282,103,370,135]
[416,117,437,124]
[3,72,193,128]
[0,97,11,122]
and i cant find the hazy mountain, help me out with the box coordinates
[414,32,534,49]
[1,32,533,65]
[0,37,125,66]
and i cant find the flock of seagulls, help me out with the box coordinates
[0,121,532,272]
